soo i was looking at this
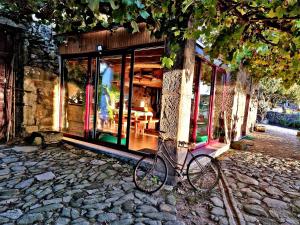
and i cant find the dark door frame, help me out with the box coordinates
[60,49,140,153]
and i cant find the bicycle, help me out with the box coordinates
[133,131,221,194]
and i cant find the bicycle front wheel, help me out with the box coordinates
[134,155,168,194]
[187,154,220,192]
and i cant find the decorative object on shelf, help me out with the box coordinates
[68,90,84,104]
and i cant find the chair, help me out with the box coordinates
[135,115,149,136]
[148,117,159,130]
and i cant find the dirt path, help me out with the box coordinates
[242,124,300,160]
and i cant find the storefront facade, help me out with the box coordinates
[58,25,257,155]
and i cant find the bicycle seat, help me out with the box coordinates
[178,141,189,148]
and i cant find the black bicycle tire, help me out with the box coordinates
[133,155,168,194]
[187,154,220,192]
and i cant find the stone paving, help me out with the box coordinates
[220,151,300,225]
[0,144,186,225]
[208,126,300,225]
[1,125,299,225]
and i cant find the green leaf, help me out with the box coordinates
[109,0,119,10]
[256,44,269,55]
[267,9,276,18]
[287,0,297,6]
[182,0,194,13]
[161,57,174,69]
[174,30,180,36]
[131,21,139,33]
[88,0,99,12]
[139,10,150,19]
[294,20,300,29]
[275,6,285,19]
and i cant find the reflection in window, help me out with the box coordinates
[62,58,88,137]
[197,63,212,143]
[212,70,226,141]
[190,61,213,144]
[98,62,115,127]
[96,56,124,145]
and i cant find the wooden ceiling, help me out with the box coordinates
[67,47,164,88]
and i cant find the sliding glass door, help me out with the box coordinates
[61,51,133,149]
[61,57,89,137]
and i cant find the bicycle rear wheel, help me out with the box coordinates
[187,154,220,192]
[134,155,168,194]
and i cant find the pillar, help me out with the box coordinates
[160,39,195,183]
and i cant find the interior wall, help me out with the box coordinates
[132,86,152,108]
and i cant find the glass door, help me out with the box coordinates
[61,57,96,139]
[61,52,133,149]
[94,52,133,147]
[61,57,90,138]
[189,60,215,144]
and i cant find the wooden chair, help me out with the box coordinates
[135,115,149,136]
[148,117,159,130]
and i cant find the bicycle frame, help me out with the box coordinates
[157,139,197,176]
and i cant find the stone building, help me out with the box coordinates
[0,17,60,142]
[57,25,258,162]
[1,18,257,165]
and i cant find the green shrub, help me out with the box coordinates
[292,120,300,129]
[279,118,289,127]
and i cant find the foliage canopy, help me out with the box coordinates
[1,0,300,84]
[259,77,300,105]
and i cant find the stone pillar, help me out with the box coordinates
[160,39,195,182]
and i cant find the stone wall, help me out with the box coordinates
[211,72,226,140]
[224,67,257,141]
[266,111,300,128]
[24,23,58,73]
[246,82,258,132]
[160,70,182,140]
[22,23,59,135]
[23,67,59,134]
[222,75,237,141]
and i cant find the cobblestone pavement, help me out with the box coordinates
[219,151,300,225]
[208,126,300,225]
[1,125,299,225]
[0,144,189,225]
